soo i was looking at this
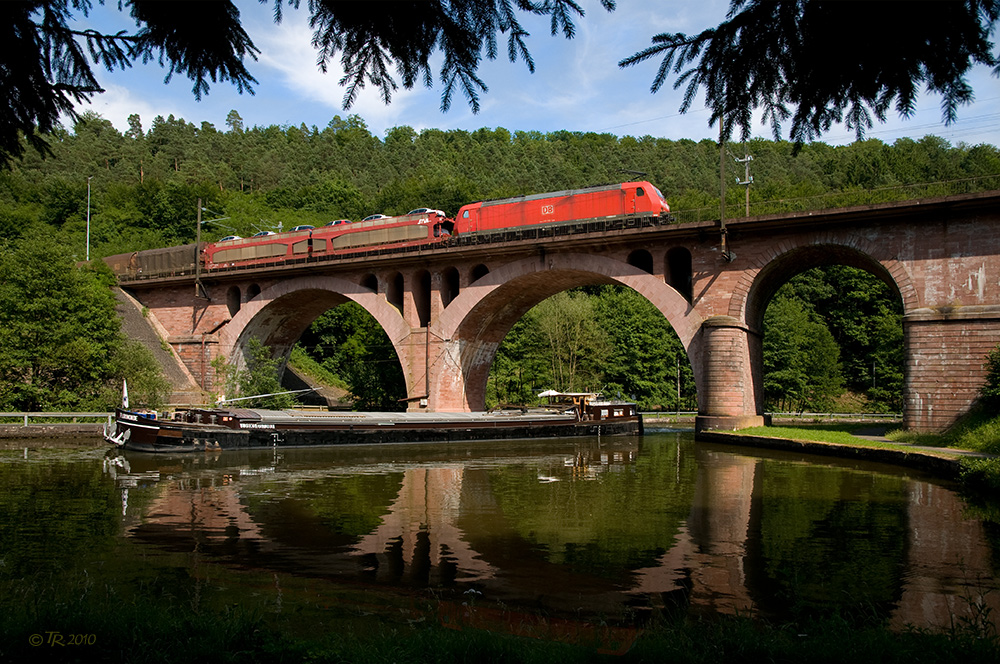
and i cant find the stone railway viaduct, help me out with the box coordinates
[116,191,1000,432]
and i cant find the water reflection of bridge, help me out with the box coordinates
[116,444,999,629]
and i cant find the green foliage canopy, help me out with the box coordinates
[595,287,689,408]
[488,287,695,411]
[761,266,904,413]
[621,0,1000,143]
[762,291,843,412]
[214,336,297,409]
[0,229,167,410]
[297,303,406,411]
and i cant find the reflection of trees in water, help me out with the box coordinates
[744,464,909,623]
[0,460,120,577]
[741,456,1000,631]
[129,470,406,573]
[476,438,696,581]
[116,438,1000,628]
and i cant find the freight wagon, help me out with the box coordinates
[203,210,454,269]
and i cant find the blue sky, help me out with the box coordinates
[73,1,1000,147]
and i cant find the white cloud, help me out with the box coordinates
[76,81,179,134]
[251,9,433,135]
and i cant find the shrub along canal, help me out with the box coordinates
[2,430,999,653]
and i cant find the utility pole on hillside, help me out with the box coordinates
[194,198,209,300]
[733,146,754,217]
[86,176,92,261]
[719,118,734,262]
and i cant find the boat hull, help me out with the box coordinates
[105,408,642,453]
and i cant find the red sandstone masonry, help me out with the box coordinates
[906,317,1000,430]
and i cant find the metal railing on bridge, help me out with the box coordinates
[767,411,902,422]
[633,411,902,423]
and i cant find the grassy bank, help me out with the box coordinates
[887,409,1000,453]
[737,423,910,448]
[731,411,1000,491]
[888,409,1000,490]
[4,574,999,664]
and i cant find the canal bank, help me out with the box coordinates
[0,423,106,449]
[692,428,987,481]
[645,415,994,482]
[0,412,111,446]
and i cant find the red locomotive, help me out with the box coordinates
[455,181,669,232]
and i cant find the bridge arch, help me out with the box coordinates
[692,234,919,430]
[217,275,412,396]
[731,233,918,329]
[429,252,703,411]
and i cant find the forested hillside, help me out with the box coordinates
[4,111,999,255]
[0,111,997,411]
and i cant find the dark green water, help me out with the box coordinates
[2,431,998,632]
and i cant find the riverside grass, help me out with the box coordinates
[738,415,1000,491]
[888,409,1000,455]
[4,574,1000,664]
[738,423,909,449]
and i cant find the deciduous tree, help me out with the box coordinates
[531,291,609,394]
[762,288,843,412]
[298,303,406,411]
[594,286,690,411]
[0,230,167,410]
[214,336,296,409]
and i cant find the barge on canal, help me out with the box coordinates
[104,392,642,453]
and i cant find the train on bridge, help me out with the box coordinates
[104,181,670,278]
